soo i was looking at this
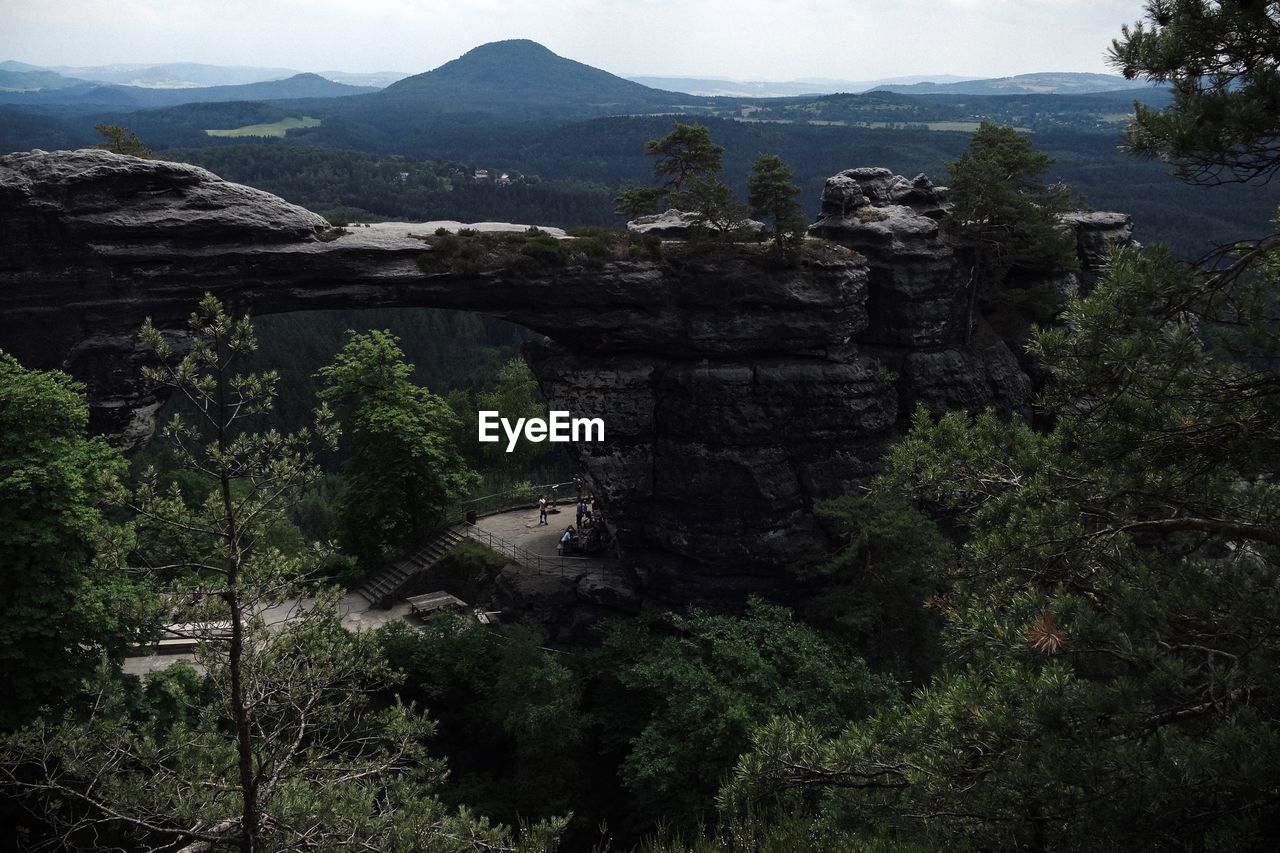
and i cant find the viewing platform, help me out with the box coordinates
[123,483,620,676]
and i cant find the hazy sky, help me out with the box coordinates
[2,0,1149,80]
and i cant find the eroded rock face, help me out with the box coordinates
[1060,211,1137,283]
[0,150,1133,607]
[811,169,960,349]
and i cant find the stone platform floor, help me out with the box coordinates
[122,591,414,677]
[473,503,584,557]
[122,505,598,677]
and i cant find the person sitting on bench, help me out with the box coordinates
[559,525,576,555]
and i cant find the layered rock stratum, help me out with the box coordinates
[0,150,1135,605]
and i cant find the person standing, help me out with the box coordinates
[576,498,586,528]
[538,495,548,525]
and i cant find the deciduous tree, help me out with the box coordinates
[0,353,143,730]
[318,329,477,566]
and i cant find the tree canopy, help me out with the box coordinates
[1109,0,1280,185]
[0,353,140,730]
[90,123,152,157]
[318,329,477,566]
[946,121,1079,340]
[718,12,1280,849]
[747,153,807,258]
[644,122,724,196]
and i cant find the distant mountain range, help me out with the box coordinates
[0,60,408,90]
[0,70,379,107]
[871,72,1156,95]
[0,40,1174,159]
[1,48,1155,110]
[626,74,982,98]
[628,71,1151,97]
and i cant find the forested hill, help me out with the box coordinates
[372,39,688,116]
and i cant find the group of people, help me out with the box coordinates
[559,517,608,556]
[542,477,609,556]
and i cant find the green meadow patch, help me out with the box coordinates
[205,116,321,138]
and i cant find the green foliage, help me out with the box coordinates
[946,122,1078,341]
[679,174,749,239]
[803,492,951,683]
[612,122,750,243]
[0,353,144,729]
[589,599,894,832]
[141,119,1275,258]
[1109,0,1280,184]
[645,122,725,195]
[747,153,807,259]
[379,617,585,824]
[520,226,569,266]
[724,237,1280,849]
[162,144,617,229]
[90,123,151,157]
[719,15,1280,840]
[475,358,553,473]
[235,307,531,443]
[418,231,485,274]
[318,330,477,566]
[615,184,666,220]
[947,122,1078,274]
[0,297,560,851]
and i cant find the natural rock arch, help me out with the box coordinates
[0,150,1133,603]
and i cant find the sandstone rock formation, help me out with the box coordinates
[627,207,765,238]
[0,149,1136,607]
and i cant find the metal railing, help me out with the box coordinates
[461,522,606,573]
[450,479,584,522]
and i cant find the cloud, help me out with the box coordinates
[0,0,1149,79]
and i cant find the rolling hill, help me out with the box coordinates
[0,72,378,107]
[873,72,1157,95]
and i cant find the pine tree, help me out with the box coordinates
[747,153,808,259]
[91,123,152,158]
[946,122,1078,342]
[1109,0,1280,185]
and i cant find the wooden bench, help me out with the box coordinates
[406,592,468,616]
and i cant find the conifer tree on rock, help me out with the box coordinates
[747,153,808,259]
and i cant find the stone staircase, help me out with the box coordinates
[355,524,467,606]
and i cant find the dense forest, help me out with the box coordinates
[4,1,1280,850]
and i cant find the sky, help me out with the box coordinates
[1,0,1149,81]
